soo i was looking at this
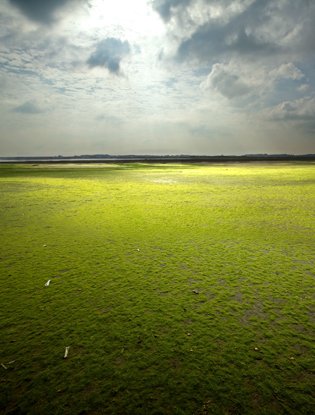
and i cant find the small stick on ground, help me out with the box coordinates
[64,346,70,359]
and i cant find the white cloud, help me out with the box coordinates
[271,63,304,81]
[297,84,310,93]
[201,63,252,99]
[268,97,315,121]
[200,59,309,113]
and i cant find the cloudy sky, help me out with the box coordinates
[0,0,314,156]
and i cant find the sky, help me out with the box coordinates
[0,0,315,156]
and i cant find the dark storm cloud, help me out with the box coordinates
[152,0,192,21]
[154,0,315,63]
[177,0,279,61]
[13,101,43,114]
[178,24,277,62]
[87,38,131,74]
[8,0,83,24]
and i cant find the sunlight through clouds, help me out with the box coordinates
[78,0,165,40]
[0,0,314,156]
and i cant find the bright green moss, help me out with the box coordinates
[0,162,314,414]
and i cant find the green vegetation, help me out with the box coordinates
[1,162,314,414]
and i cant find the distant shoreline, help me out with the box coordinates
[0,155,315,164]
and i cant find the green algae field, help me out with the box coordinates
[1,162,314,415]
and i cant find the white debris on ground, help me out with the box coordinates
[45,280,51,287]
[64,346,70,359]
[1,361,15,370]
